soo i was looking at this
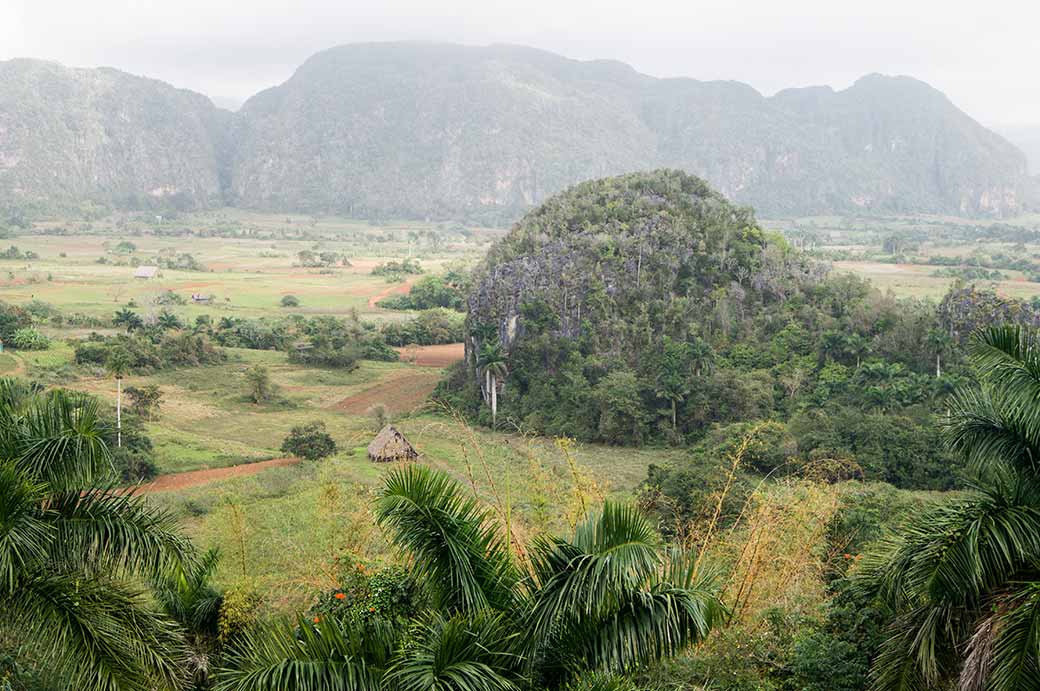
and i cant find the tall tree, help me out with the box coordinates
[105,347,132,447]
[0,382,192,690]
[858,325,1040,690]
[477,342,508,427]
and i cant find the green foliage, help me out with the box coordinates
[856,325,1040,690]
[279,295,299,308]
[243,365,277,404]
[280,421,337,460]
[0,381,193,691]
[381,308,465,346]
[219,464,725,690]
[124,384,162,420]
[0,302,31,345]
[0,246,38,261]
[370,258,423,277]
[9,328,49,351]
[378,275,465,311]
[74,332,225,372]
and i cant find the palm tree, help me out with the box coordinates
[0,382,192,690]
[106,347,132,447]
[857,325,1040,691]
[477,342,508,427]
[157,310,184,331]
[113,307,144,332]
[154,548,224,689]
[217,464,723,690]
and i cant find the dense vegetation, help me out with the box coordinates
[445,171,991,493]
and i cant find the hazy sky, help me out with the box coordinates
[1,0,1037,125]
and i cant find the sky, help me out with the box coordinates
[1,0,1037,126]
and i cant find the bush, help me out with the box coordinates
[377,275,464,310]
[0,301,31,343]
[280,421,337,460]
[11,327,50,351]
[381,308,466,346]
[124,384,162,420]
[288,344,361,369]
[244,364,277,404]
[280,295,300,308]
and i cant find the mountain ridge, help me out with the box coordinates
[0,43,1035,220]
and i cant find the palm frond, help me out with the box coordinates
[868,604,953,691]
[8,571,188,691]
[542,551,723,680]
[560,673,637,691]
[376,464,519,613]
[384,611,524,691]
[0,461,51,594]
[14,391,112,489]
[949,326,1040,474]
[858,493,1040,610]
[984,584,1040,691]
[216,617,394,691]
[154,547,224,634]
[46,486,193,581]
[527,503,661,648]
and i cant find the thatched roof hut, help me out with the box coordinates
[134,265,160,279]
[367,425,418,463]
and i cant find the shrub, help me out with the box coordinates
[244,364,277,404]
[288,344,361,369]
[280,421,337,460]
[0,301,31,343]
[11,327,50,350]
[280,294,300,308]
[124,384,162,420]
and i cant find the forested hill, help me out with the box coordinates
[2,43,1036,219]
[0,59,230,211]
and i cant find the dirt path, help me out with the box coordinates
[332,371,442,414]
[395,343,465,368]
[135,457,300,494]
[368,278,416,308]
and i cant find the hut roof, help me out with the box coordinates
[368,425,418,462]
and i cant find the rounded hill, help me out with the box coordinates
[457,169,825,442]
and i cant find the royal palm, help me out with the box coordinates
[859,325,1040,690]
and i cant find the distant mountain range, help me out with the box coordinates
[1,43,1036,221]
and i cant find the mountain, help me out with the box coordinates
[995,125,1040,175]
[229,43,1035,220]
[0,44,1035,219]
[0,59,229,211]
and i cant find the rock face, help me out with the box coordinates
[0,59,229,210]
[229,43,1036,219]
[1,44,1035,218]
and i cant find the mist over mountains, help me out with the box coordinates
[1,42,1036,221]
